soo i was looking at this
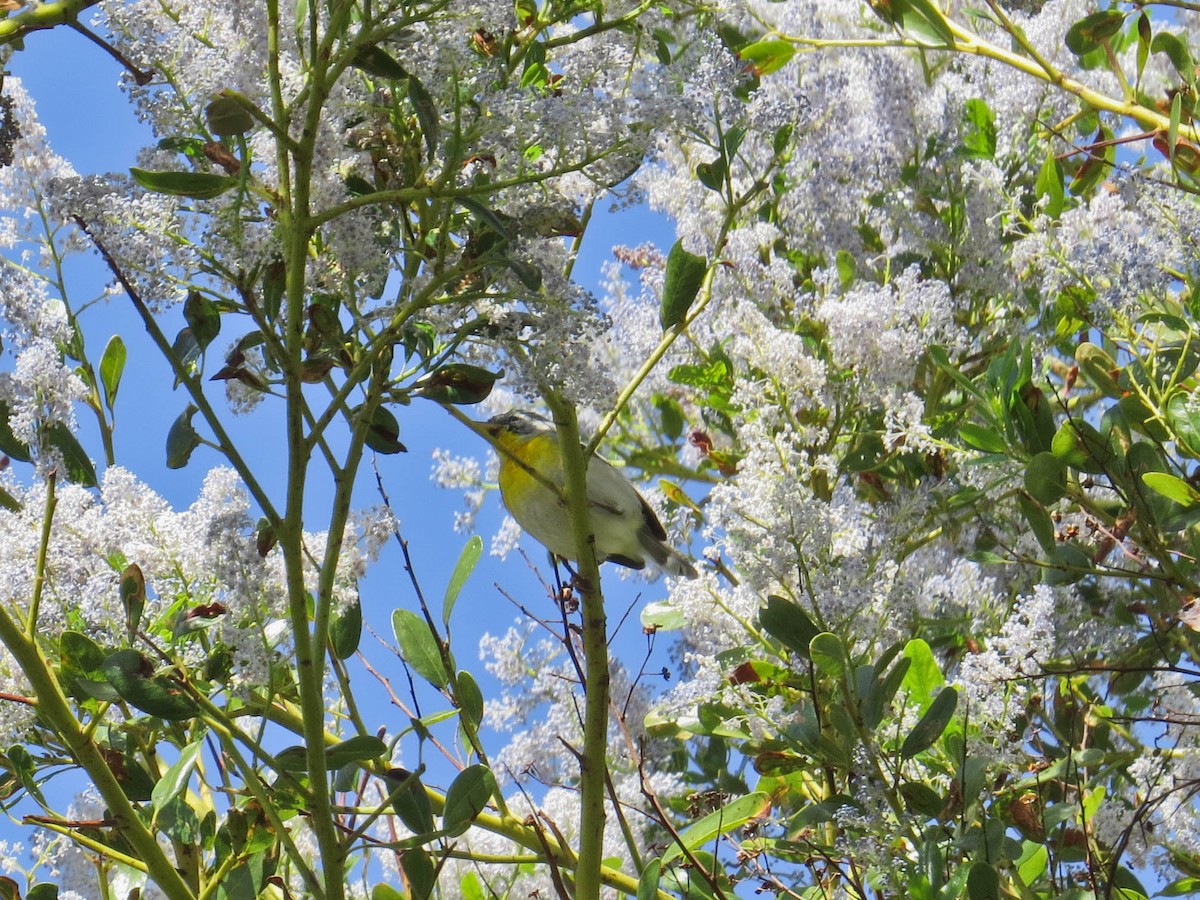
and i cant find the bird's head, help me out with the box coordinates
[482,409,553,440]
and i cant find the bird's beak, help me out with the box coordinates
[477,420,501,438]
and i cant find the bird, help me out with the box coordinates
[482,409,698,579]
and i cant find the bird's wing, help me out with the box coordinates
[635,491,668,541]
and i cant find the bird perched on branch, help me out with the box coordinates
[483,409,698,579]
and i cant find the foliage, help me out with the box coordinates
[0,0,1198,899]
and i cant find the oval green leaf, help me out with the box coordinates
[661,792,767,865]
[809,632,846,676]
[901,686,958,758]
[326,735,387,769]
[637,859,662,900]
[443,536,482,626]
[100,335,126,412]
[417,364,503,406]
[130,167,238,200]
[166,404,201,469]
[151,739,203,811]
[455,669,484,730]
[386,768,436,835]
[660,239,707,330]
[443,764,496,836]
[759,595,819,658]
[330,597,363,660]
[45,422,97,487]
[1024,451,1067,505]
[392,608,450,688]
[205,94,254,136]
[103,649,198,721]
[360,405,407,454]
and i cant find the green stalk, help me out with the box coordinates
[26,471,56,635]
[543,394,608,900]
[272,2,362,893]
[0,0,103,44]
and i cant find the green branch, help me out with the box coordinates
[0,608,196,898]
[0,0,102,44]
[542,393,609,900]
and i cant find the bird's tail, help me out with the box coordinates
[639,528,698,579]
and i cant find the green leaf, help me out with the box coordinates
[151,740,203,811]
[966,860,1001,900]
[130,167,239,200]
[661,792,767,865]
[1035,150,1065,218]
[1024,451,1067,505]
[349,45,408,79]
[120,562,146,642]
[759,595,820,658]
[392,609,450,687]
[326,735,387,769]
[660,240,708,330]
[183,290,221,353]
[901,686,958,758]
[901,639,944,712]
[443,764,496,836]
[1017,841,1049,885]
[386,769,436,835]
[359,404,407,454]
[1136,14,1152,86]
[641,600,686,631]
[103,650,199,721]
[401,849,436,900]
[928,345,983,399]
[443,536,482,626]
[44,422,96,486]
[736,39,796,76]
[416,364,503,405]
[1152,32,1197,86]
[637,859,662,900]
[835,249,856,289]
[695,158,726,192]
[1066,11,1126,57]
[1142,472,1200,507]
[961,98,996,160]
[1019,491,1057,554]
[501,254,543,290]
[809,632,846,676]
[277,736,387,772]
[204,94,255,136]
[1070,126,1115,199]
[166,404,201,469]
[1161,877,1200,897]
[1167,391,1200,458]
[99,335,126,412]
[958,423,1005,454]
[330,597,363,659]
[459,871,485,900]
[455,670,484,730]
[7,745,46,805]
[405,72,440,158]
[1075,341,1122,396]
[26,886,58,900]
[900,782,944,817]
[1051,419,1113,474]
[875,0,955,46]
[172,327,202,386]
[0,400,30,462]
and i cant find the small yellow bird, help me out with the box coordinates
[483,410,698,579]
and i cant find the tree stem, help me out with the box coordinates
[544,394,609,900]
